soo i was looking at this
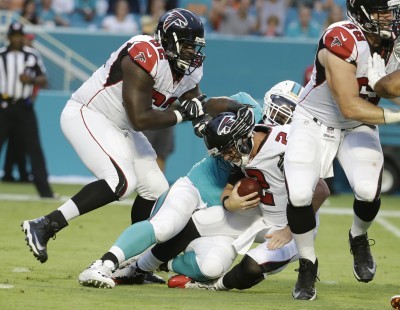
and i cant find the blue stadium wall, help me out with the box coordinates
[32,32,399,187]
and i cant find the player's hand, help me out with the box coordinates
[367,53,386,90]
[193,119,208,137]
[230,107,255,139]
[265,226,293,250]
[176,94,207,122]
[224,181,260,211]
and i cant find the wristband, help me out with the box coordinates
[382,108,400,124]
[222,196,229,210]
[173,110,183,124]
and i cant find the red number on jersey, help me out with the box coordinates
[245,168,275,206]
[152,90,177,108]
[343,23,366,42]
[358,77,379,105]
[275,132,288,145]
[149,39,166,60]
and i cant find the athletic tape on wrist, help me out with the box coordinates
[174,110,183,124]
[383,108,400,124]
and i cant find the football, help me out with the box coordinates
[391,295,400,309]
[237,178,262,199]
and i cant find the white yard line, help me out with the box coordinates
[1,194,399,238]
[375,217,400,238]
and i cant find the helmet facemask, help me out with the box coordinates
[171,34,205,74]
[209,136,254,168]
[263,80,303,125]
[347,0,400,40]
[156,9,206,75]
[263,95,296,125]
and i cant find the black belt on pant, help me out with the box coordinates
[312,117,375,130]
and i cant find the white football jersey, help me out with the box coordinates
[244,124,290,227]
[300,21,394,129]
[71,35,203,129]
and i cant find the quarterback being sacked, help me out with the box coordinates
[21,9,212,269]
[165,84,328,293]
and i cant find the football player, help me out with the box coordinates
[106,82,326,292]
[21,8,234,267]
[77,92,263,288]
[283,0,400,300]
[163,85,329,292]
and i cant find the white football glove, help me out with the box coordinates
[175,94,207,123]
[367,53,387,90]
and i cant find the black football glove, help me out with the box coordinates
[193,119,209,138]
[176,94,207,122]
[230,107,255,139]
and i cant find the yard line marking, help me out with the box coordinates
[375,217,400,238]
[0,193,135,206]
[0,284,14,289]
[319,207,400,218]
[1,193,399,238]
[12,267,30,273]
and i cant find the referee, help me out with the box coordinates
[0,22,54,198]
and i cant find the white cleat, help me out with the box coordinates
[79,260,115,288]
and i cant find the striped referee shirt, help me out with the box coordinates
[0,46,46,102]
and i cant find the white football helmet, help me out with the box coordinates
[263,80,304,125]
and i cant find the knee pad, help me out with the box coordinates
[135,164,169,200]
[288,187,314,207]
[200,259,225,279]
[192,206,226,236]
[150,208,186,242]
[354,181,379,202]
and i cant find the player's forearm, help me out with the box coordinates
[375,74,400,99]
[128,109,179,131]
[339,97,391,124]
[205,97,244,116]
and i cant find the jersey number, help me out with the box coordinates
[343,23,366,42]
[152,90,177,109]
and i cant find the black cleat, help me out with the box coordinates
[292,258,319,300]
[21,217,57,263]
[349,230,376,283]
[144,272,166,284]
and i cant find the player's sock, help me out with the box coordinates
[71,179,119,215]
[351,198,380,236]
[114,221,156,260]
[170,251,209,282]
[45,210,69,231]
[131,196,156,224]
[287,203,317,263]
[136,249,163,272]
[151,218,201,262]
[222,255,264,290]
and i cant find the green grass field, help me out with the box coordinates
[0,182,399,310]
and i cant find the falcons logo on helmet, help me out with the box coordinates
[218,116,235,135]
[163,10,188,32]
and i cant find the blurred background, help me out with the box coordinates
[0,0,399,195]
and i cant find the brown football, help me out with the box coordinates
[237,178,262,199]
